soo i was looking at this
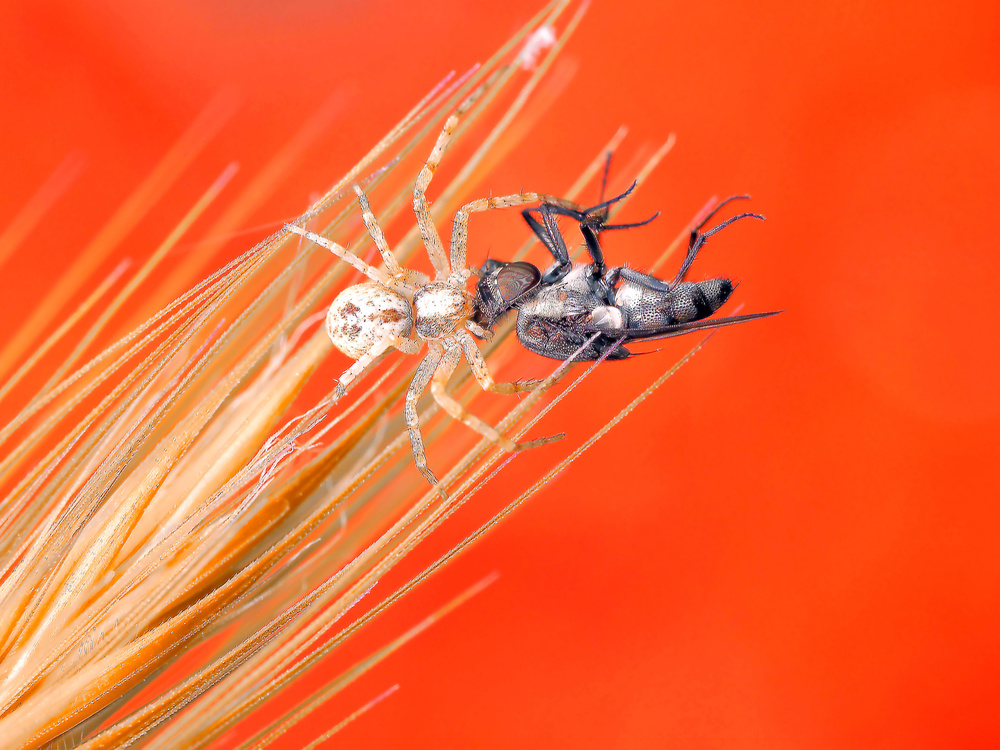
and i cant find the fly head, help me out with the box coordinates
[473,260,542,333]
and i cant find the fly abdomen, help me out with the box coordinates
[667,278,734,323]
[616,276,734,327]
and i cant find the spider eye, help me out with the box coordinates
[495,262,541,304]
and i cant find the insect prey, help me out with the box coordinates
[473,175,781,361]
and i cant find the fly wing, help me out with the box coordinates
[579,310,782,343]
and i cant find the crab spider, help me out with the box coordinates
[286,74,574,493]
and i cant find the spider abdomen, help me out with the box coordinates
[413,282,473,340]
[326,282,413,359]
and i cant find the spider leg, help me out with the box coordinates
[465,319,490,338]
[412,82,497,281]
[458,330,542,394]
[412,69,584,280]
[431,336,563,454]
[451,191,574,279]
[332,333,411,400]
[404,342,446,491]
[285,224,392,287]
[352,185,424,293]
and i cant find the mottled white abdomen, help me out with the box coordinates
[326,282,413,359]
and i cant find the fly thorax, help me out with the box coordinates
[326,283,413,359]
[413,282,473,339]
[562,266,595,293]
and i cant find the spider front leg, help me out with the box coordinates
[412,74,502,281]
[412,116,462,279]
[285,224,394,288]
[449,191,572,274]
[352,185,428,290]
[430,336,563,456]
[458,331,544,395]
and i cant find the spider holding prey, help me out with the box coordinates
[286,74,580,493]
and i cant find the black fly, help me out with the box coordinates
[473,177,780,360]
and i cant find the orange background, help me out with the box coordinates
[2,0,999,747]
